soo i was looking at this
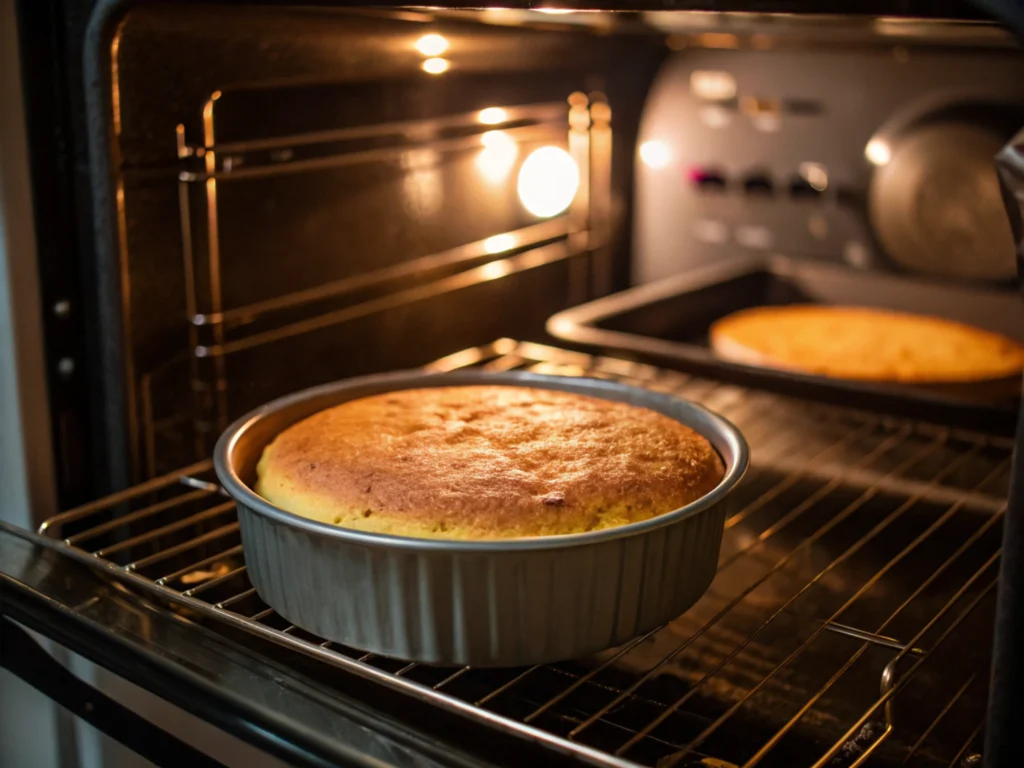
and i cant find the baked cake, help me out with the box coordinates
[255,385,725,540]
[710,305,1024,383]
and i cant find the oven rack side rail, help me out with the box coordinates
[28,340,1011,768]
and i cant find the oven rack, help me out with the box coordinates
[165,92,610,466]
[40,340,1010,768]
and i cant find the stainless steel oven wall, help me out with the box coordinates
[87,4,663,492]
[633,27,1024,286]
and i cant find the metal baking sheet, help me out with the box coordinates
[548,255,1024,434]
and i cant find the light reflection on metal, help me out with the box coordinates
[421,57,450,75]
[742,96,782,133]
[189,221,568,331]
[865,138,892,166]
[567,92,591,232]
[475,130,518,183]
[699,105,732,128]
[692,219,728,245]
[587,94,613,297]
[639,140,672,169]
[201,92,228,444]
[401,148,443,218]
[415,34,449,56]
[479,8,523,26]
[477,107,508,125]
[567,92,591,304]
[518,146,580,218]
[799,162,828,191]
[483,233,518,254]
[480,260,513,280]
[696,32,739,49]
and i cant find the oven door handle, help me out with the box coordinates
[0,616,228,768]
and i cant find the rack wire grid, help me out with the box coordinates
[41,339,1011,768]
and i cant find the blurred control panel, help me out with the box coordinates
[634,45,1024,286]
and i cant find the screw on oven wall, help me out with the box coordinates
[57,358,75,378]
[961,755,982,767]
[53,299,70,318]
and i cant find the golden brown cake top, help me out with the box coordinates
[255,385,725,540]
[709,305,1024,383]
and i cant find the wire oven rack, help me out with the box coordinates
[40,339,1010,768]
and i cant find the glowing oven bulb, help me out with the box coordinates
[415,34,449,56]
[517,146,579,218]
[865,138,891,166]
[475,130,518,183]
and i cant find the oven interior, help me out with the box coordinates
[29,4,1024,768]
[41,340,1009,768]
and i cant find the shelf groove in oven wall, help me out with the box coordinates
[41,341,1008,768]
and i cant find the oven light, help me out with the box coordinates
[484,233,518,253]
[478,107,508,125]
[517,146,579,218]
[536,8,574,13]
[475,130,518,183]
[421,57,450,75]
[415,34,449,57]
[865,138,892,166]
[639,140,672,169]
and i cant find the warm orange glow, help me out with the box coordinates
[415,34,449,56]
[696,32,740,49]
[475,130,518,183]
[690,70,737,101]
[478,107,508,125]
[421,57,450,75]
[480,260,513,280]
[799,162,829,191]
[483,233,518,254]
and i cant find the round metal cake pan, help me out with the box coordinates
[214,370,749,667]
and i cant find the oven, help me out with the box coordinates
[2,2,1024,767]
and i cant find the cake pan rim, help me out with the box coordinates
[214,369,748,553]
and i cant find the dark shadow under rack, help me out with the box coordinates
[40,340,1009,768]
